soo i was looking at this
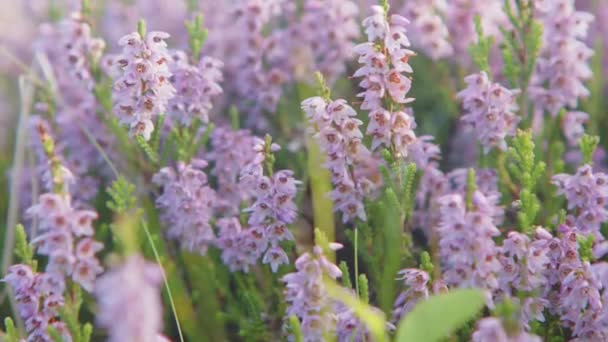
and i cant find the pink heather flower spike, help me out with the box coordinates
[354,5,418,159]
[168,50,224,126]
[472,317,542,342]
[302,96,381,222]
[153,160,217,255]
[96,255,166,342]
[2,265,71,341]
[282,244,342,340]
[436,191,502,297]
[552,165,608,241]
[392,268,438,322]
[457,72,521,153]
[112,30,176,140]
[529,0,594,117]
[298,0,360,84]
[400,0,453,60]
[444,0,507,62]
[239,138,299,272]
[26,191,104,292]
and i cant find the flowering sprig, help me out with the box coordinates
[111,20,175,141]
[457,72,521,153]
[302,78,380,222]
[153,160,217,255]
[354,4,418,159]
[552,165,608,240]
[96,255,166,342]
[34,120,72,195]
[400,0,452,60]
[529,0,594,118]
[238,136,299,272]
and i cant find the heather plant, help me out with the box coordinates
[1,0,608,341]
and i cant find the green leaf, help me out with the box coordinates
[135,134,159,165]
[579,134,600,165]
[14,224,36,270]
[358,274,370,304]
[289,316,304,342]
[47,325,64,342]
[4,317,19,342]
[339,261,353,289]
[81,323,93,342]
[396,288,486,342]
[469,16,494,74]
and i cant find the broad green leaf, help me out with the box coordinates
[396,288,486,342]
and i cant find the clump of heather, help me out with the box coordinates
[96,255,165,342]
[4,1,608,341]
[298,0,360,82]
[457,72,521,153]
[3,265,71,341]
[282,242,343,340]
[112,29,175,140]
[530,0,594,117]
[227,0,288,123]
[168,51,223,126]
[302,96,380,222]
[207,126,258,215]
[444,0,506,60]
[33,11,116,200]
[354,5,418,158]
[472,317,541,342]
[552,165,608,240]
[28,192,104,291]
[153,159,217,255]
[393,268,434,321]
[240,138,299,272]
[400,0,452,60]
[436,191,502,292]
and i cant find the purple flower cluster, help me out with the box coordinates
[530,0,594,117]
[302,97,380,222]
[552,165,608,240]
[562,111,589,146]
[298,0,360,83]
[436,191,502,292]
[27,193,103,291]
[207,127,259,215]
[228,0,288,121]
[112,30,176,140]
[96,255,165,342]
[3,265,71,341]
[392,269,448,322]
[36,12,105,102]
[215,217,260,273]
[549,225,607,339]
[208,136,299,273]
[153,159,217,255]
[282,243,343,341]
[168,51,223,126]
[34,12,115,201]
[354,5,418,158]
[444,0,506,61]
[240,139,299,272]
[457,72,521,153]
[400,0,453,60]
[497,230,551,327]
[471,317,541,342]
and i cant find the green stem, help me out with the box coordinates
[142,222,185,342]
